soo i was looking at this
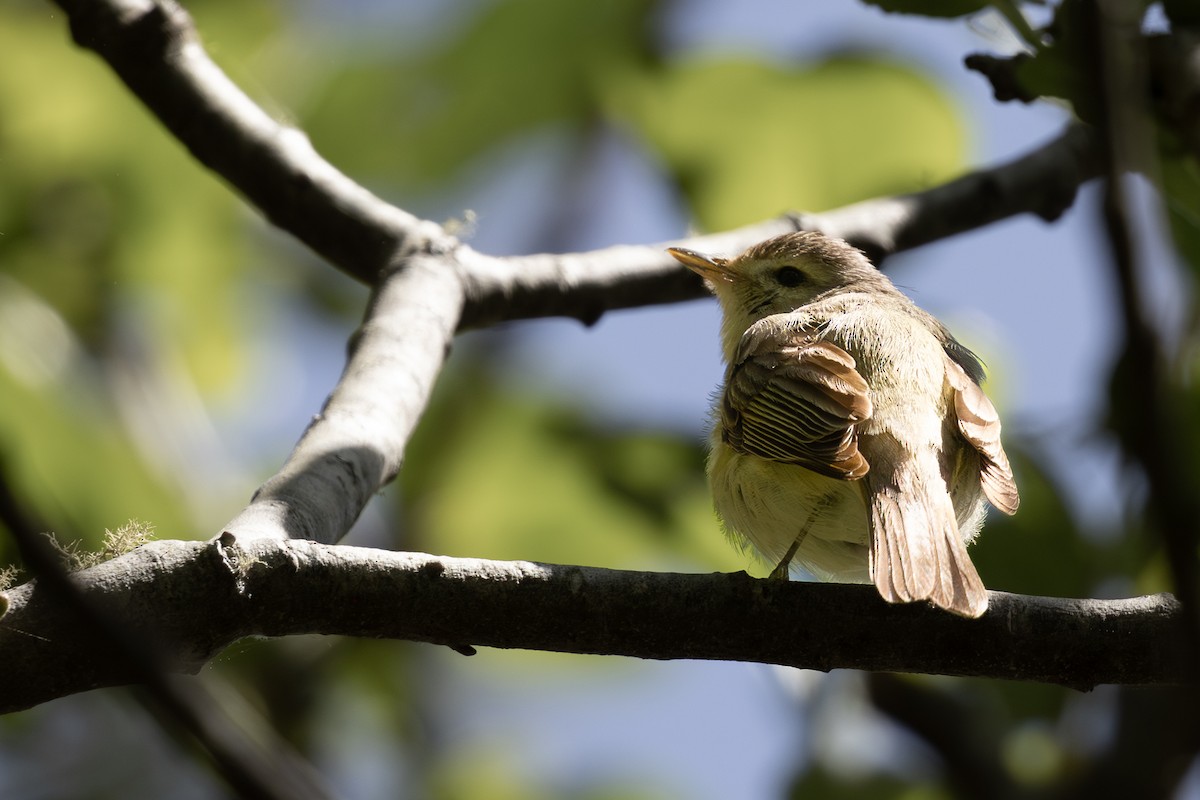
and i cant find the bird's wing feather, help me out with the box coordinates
[721,315,872,480]
[944,357,1020,515]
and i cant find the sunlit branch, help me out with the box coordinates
[0,537,1189,713]
[222,255,465,543]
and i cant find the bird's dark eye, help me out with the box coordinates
[775,266,806,287]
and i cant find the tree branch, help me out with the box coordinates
[0,537,1189,713]
[1087,0,1200,667]
[455,120,1101,328]
[55,0,1103,325]
[222,253,465,543]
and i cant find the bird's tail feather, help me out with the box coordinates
[868,468,988,618]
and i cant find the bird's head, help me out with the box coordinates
[668,231,895,356]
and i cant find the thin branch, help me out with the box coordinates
[453,122,1100,328]
[0,538,1189,713]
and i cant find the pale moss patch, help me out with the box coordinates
[441,208,477,239]
[44,519,156,572]
[95,519,155,563]
[0,564,20,592]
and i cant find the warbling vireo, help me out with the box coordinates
[668,231,1019,617]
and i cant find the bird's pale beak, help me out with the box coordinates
[667,247,733,283]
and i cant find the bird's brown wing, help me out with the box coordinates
[945,357,1020,515]
[721,315,872,480]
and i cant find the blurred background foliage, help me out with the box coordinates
[0,0,1197,798]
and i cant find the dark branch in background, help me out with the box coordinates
[0,469,334,800]
[1147,31,1200,161]
[867,674,1016,800]
[1083,5,1200,796]
[1086,0,1200,669]
[0,537,1190,713]
[970,33,1200,165]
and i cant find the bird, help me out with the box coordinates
[668,231,1019,617]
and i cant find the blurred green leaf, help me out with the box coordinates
[301,0,656,187]
[0,6,295,554]
[969,448,1097,598]
[788,763,949,800]
[1160,152,1200,277]
[404,357,739,573]
[0,10,270,391]
[608,56,965,228]
[0,363,188,553]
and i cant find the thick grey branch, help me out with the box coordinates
[0,537,1188,713]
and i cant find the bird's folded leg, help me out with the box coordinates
[766,493,837,580]
[768,535,804,580]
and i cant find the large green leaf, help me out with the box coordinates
[1160,151,1200,278]
[607,56,966,228]
[301,0,656,187]
[403,361,739,573]
[0,6,290,555]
